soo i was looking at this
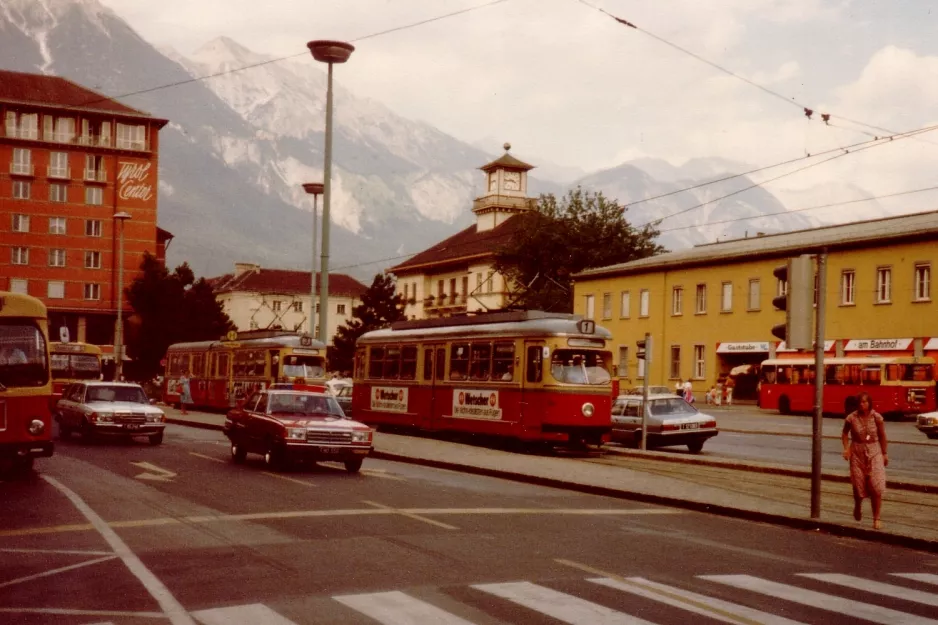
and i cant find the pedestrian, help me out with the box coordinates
[842,392,888,529]
[725,377,735,406]
[683,379,694,404]
[179,370,193,415]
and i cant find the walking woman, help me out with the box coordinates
[842,392,888,529]
[178,370,193,415]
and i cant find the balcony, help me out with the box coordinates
[424,294,468,313]
[78,134,112,148]
[84,169,107,183]
[47,167,71,179]
[472,194,537,213]
[10,163,34,176]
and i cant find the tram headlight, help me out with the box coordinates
[581,402,595,418]
[28,419,45,435]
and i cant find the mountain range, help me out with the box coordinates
[0,0,882,280]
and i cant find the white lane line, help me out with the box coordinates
[260,471,317,487]
[893,574,938,586]
[702,575,938,625]
[0,547,115,556]
[334,591,477,625]
[0,555,117,590]
[473,581,657,624]
[0,607,164,618]
[362,500,459,530]
[189,452,225,464]
[799,573,938,607]
[192,603,298,625]
[42,475,196,625]
[590,577,806,625]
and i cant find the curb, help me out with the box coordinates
[721,427,936,448]
[166,417,223,432]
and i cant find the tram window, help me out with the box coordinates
[384,346,402,379]
[354,349,365,379]
[423,349,434,380]
[218,353,229,377]
[169,353,187,376]
[492,342,515,381]
[526,346,543,383]
[436,347,445,380]
[470,343,492,381]
[401,346,418,380]
[192,354,205,377]
[368,347,385,379]
[450,343,469,380]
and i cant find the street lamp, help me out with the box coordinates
[307,39,354,346]
[302,182,324,338]
[113,211,132,381]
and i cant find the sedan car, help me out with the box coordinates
[56,382,167,445]
[916,411,938,439]
[223,388,373,473]
[610,393,718,453]
[330,382,353,416]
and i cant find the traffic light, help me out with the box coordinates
[636,335,652,360]
[772,255,814,350]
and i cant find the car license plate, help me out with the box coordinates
[680,423,699,430]
[319,447,341,454]
[126,424,139,430]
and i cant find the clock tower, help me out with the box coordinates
[473,142,535,232]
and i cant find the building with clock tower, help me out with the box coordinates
[389,144,536,319]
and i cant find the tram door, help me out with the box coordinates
[522,341,546,422]
[423,345,446,429]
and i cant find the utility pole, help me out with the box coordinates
[811,250,827,519]
[637,333,652,450]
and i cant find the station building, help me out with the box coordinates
[572,210,938,400]
[0,69,170,357]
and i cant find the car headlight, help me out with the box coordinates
[146,414,164,423]
[351,430,372,443]
[286,428,306,440]
[94,412,114,423]
[581,402,595,418]
[28,419,45,435]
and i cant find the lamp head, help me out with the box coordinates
[307,40,354,64]
[302,182,324,195]
[113,211,132,221]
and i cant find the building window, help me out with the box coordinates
[85,186,103,205]
[617,346,629,377]
[915,263,931,301]
[876,267,891,304]
[695,284,707,314]
[49,151,70,178]
[637,353,646,378]
[11,147,32,175]
[450,278,457,303]
[585,294,595,320]
[85,155,106,181]
[476,272,482,292]
[487,271,495,293]
[272,300,282,312]
[602,293,612,319]
[85,219,102,237]
[671,287,683,316]
[47,281,65,299]
[80,119,111,147]
[620,291,630,318]
[337,304,347,315]
[748,278,761,310]
[49,183,68,203]
[721,282,733,312]
[12,214,30,233]
[12,180,30,199]
[9,279,28,294]
[116,123,146,150]
[84,251,102,269]
[462,276,468,300]
[437,279,444,298]
[669,345,681,379]
[840,270,855,305]
[639,289,650,317]
[44,115,75,143]
[49,249,66,267]
[83,283,101,300]
[293,301,303,312]
[402,284,408,301]
[12,247,29,265]
[5,111,39,139]
[316,303,321,313]
[693,345,706,379]
[49,217,67,234]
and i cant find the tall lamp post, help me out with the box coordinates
[113,211,132,381]
[302,182,324,337]
[307,39,354,346]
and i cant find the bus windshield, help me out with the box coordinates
[550,349,612,385]
[885,363,933,383]
[282,355,325,380]
[51,353,101,380]
[0,323,49,388]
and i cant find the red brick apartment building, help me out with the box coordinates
[0,70,170,355]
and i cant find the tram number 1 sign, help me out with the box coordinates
[453,389,502,420]
[371,387,409,412]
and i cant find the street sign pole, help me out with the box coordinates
[641,332,651,451]
[811,250,827,518]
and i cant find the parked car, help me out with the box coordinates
[331,382,353,416]
[610,393,718,453]
[223,388,373,472]
[625,386,674,396]
[916,411,938,439]
[55,381,167,445]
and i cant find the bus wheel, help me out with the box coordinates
[344,459,363,474]
[778,396,792,415]
[230,441,247,463]
[12,457,35,476]
[148,431,164,446]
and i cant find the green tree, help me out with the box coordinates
[493,188,666,312]
[125,253,234,381]
[329,274,405,373]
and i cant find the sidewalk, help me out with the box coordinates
[164,406,938,553]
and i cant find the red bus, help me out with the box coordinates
[0,291,53,475]
[352,311,614,448]
[759,356,936,418]
[163,332,327,410]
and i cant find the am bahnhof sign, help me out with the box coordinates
[844,338,913,351]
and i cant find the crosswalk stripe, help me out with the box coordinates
[473,581,658,624]
[589,576,806,625]
[191,603,299,625]
[799,573,938,607]
[333,590,477,624]
[702,575,938,625]
[893,574,938,586]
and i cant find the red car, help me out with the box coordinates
[224,388,373,473]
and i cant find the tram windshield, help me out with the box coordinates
[51,353,101,380]
[282,354,325,379]
[549,349,612,385]
[0,323,49,388]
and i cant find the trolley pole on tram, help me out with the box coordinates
[811,250,828,519]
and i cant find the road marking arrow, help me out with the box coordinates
[132,462,177,482]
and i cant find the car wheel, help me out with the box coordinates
[778,396,791,415]
[344,458,363,474]
[230,441,247,463]
[148,431,164,446]
[11,456,35,476]
[927,433,938,440]
[81,420,97,443]
[58,419,72,439]
[264,445,285,470]
[687,440,704,454]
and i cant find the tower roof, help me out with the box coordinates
[479,151,534,173]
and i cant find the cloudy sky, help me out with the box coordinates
[99,0,937,207]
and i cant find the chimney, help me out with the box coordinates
[234,262,260,276]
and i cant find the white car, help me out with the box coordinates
[611,393,718,453]
[56,381,167,445]
[916,411,938,440]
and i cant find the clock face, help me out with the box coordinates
[503,171,521,191]
[489,173,498,191]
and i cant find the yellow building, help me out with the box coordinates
[572,210,938,400]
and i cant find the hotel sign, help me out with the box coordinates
[117,161,154,202]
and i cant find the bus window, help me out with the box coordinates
[825,365,843,385]
[861,366,881,385]
[384,346,401,379]
[492,342,515,381]
[470,343,491,381]
[368,347,385,379]
[0,324,49,387]
[400,346,417,380]
[423,349,433,381]
[761,366,777,384]
[450,343,469,380]
[526,346,543,383]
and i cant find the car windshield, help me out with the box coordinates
[0,323,49,388]
[281,355,325,380]
[549,349,612,385]
[649,397,698,416]
[336,386,352,397]
[267,393,343,417]
[86,385,148,404]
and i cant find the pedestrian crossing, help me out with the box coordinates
[178,570,938,625]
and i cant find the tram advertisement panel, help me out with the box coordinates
[453,389,502,420]
[371,387,409,412]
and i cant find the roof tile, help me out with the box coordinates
[0,69,157,119]
[390,215,524,273]
[210,268,368,297]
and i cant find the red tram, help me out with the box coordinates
[352,311,614,447]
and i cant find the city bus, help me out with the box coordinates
[352,310,614,448]
[49,341,103,401]
[163,332,328,409]
[759,356,936,418]
[0,291,53,474]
